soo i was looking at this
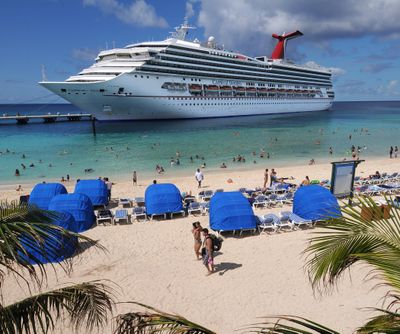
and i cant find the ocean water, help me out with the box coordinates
[0,101,399,184]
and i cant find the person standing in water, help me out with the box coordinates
[192,222,202,260]
[132,171,137,186]
[263,168,269,188]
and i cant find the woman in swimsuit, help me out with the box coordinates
[192,221,202,260]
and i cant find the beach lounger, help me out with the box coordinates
[202,190,214,201]
[131,206,147,221]
[96,209,114,225]
[281,211,313,229]
[150,213,167,220]
[183,196,196,205]
[200,202,210,214]
[267,194,278,206]
[215,188,224,193]
[118,198,132,208]
[114,209,129,224]
[134,197,145,206]
[252,195,268,208]
[276,212,294,231]
[257,214,279,234]
[197,190,205,201]
[278,192,293,205]
[188,202,202,215]
[171,209,186,218]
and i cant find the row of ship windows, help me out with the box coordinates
[148,62,330,84]
[158,55,329,81]
[133,74,201,82]
[142,68,330,86]
[133,73,322,89]
[165,48,331,78]
[175,101,322,106]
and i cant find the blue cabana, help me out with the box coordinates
[48,193,95,232]
[210,192,256,232]
[28,183,67,210]
[74,179,108,206]
[145,183,183,215]
[293,185,341,221]
[18,212,77,264]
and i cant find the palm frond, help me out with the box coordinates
[0,201,104,289]
[243,315,339,334]
[0,280,115,334]
[357,308,400,333]
[114,301,216,334]
[305,196,400,292]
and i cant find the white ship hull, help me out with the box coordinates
[41,73,333,121]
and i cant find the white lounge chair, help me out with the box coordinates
[96,209,114,226]
[281,211,313,229]
[131,206,147,221]
[114,209,129,224]
[257,214,279,234]
[118,198,132,208]
[134,197,145,206]
[276,212,294,231]
[188,202,202,215]
[253,195,268,208]
[202,190,214,201]
[171,210,186,218]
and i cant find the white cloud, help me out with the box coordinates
[377,80,400,95]
[83,0,168,28]
[304,61,345,78]
[196,0,400,55]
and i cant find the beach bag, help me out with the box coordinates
[209,234,223,251]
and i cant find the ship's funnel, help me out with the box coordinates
[271,30,303,59]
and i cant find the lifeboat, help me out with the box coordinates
[189,84,202,91]
[205,85,219,91]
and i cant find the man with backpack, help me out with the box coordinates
[202,228,214,275]
[201,228,223,275]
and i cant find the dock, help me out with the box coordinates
[0,113,94,124]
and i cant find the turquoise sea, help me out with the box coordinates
[0,101,399,184]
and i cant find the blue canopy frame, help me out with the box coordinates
[293,185,341,221]
[74,179,109,206]
[145,183,183,215]
[210,192,256,232]
[28,183,67,210]
[48,193,95,232]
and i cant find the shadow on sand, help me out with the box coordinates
[215,262,242,276]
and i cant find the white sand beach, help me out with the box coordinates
[1,157,399,333]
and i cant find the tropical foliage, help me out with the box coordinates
[245,196,400,333]
[114,302,216,334]
[0,201,114,334]
[3,195,400,333]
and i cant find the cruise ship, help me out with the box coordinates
[40,20,334,121]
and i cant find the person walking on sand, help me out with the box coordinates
[195,168,204,188]
[390,146,393,159]
[192,222,202,260]
[395,146,398,158]
[202,228,214,275]
[132,171,137,186]
[263,168,269,188]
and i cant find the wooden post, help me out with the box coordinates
[91,116,96,136]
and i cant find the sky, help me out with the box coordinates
[1,0,400,103]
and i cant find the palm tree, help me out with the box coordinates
[245,195,400,333]
[0,201,115,333]
[114,302,216,334]
[113,196,400,333]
